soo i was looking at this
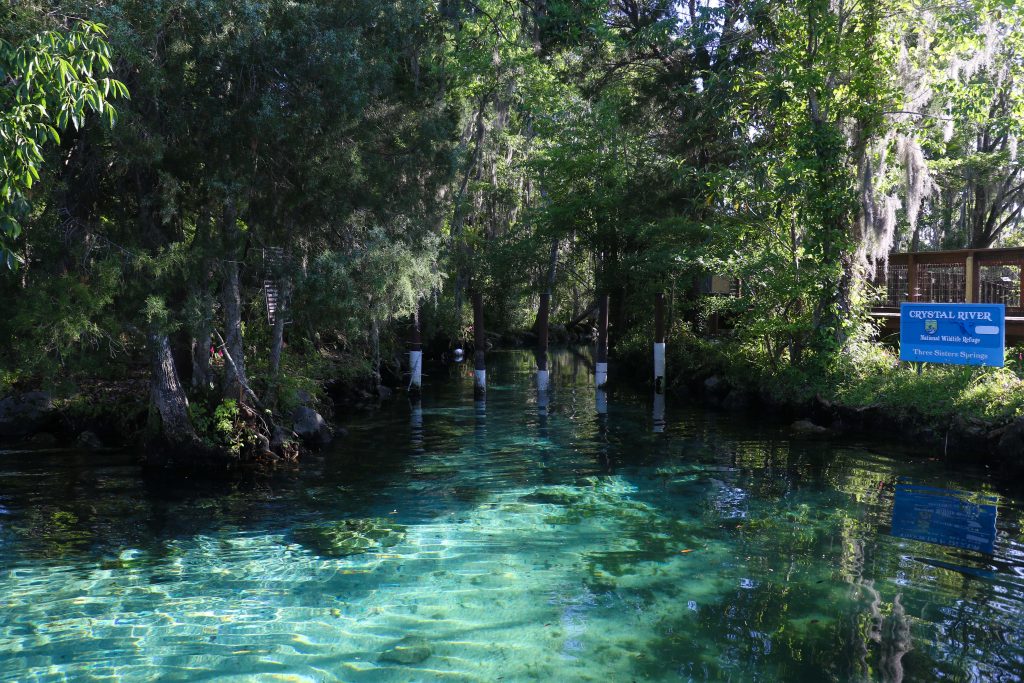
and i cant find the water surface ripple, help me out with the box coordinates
[1,350,1022,682]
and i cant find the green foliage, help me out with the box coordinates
[189,399,257,456]
[647,324,1024,430]
[1,256,125,383]
[143,296,173,332]
[829,348,1024,424]
[0,18,125,265]
[2,0,453,429]
[292,226,442,347]
[0,368,19,394]
[2,0,1023,457]
[58,387,147,437]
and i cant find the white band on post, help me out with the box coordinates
[536,369,549,392]
[595,362,608,388]
[474,369,486,391]
[654,342,666,393]
[653,342,666,381]
[409,350,423,388]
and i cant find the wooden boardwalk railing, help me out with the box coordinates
[870,246,1024,340]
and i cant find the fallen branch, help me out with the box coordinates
[214,329,273,435]
[567,301,599,329]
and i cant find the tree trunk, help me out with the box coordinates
[267,275,290,405]
[788,213,804,366]
[409,305,423,395]
[191,327,212,390]
[536,290,551,372]
[473,291,486,396]
[596,293,610,388]
[611,285,627,350]
[371,316,382,388]
[451,94,490,331]
[835,250,856,345]
[190,214,215,390]
[567,301,598,328]
[534,238,558,372]
[149,331,200,450]
[654,292,666,392]
[220,201,249,402]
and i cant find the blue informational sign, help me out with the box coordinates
[899,303,1005,366]
[891,482,997,555]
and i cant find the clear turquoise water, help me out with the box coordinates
[1,349,1023,682]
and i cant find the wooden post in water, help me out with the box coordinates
[595,293,610,388]
[536,284,552,411]
[473,291,486,396]
[536,289,551,417]
[536,287,551,397]
[654,292,666,393]
[409,305,422,396]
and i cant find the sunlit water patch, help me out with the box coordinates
[2,350,1023,681]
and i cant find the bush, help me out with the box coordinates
[189,399,260,456]
[648,323,1024,429]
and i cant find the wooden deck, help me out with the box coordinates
[869,247,1024,342]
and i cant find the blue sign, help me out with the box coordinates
[899,303,1005,366]
[891,482,997,554]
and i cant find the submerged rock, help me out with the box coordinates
[379,636,431,664]
[520,486,585,506]
[293,518,406,557]
[791,419,828,435]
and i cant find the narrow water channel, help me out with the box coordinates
[1,349,1022,681]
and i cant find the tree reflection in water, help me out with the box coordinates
[0,350,1020,682]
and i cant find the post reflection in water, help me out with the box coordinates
[0,348,1022,683]
[652,391,666,434]
[410,398,424,454]
[594,387,610,470]
[536,369,551,438]
[474,396,486,443]
[536,369,550,414]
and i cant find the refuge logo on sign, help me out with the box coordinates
[899,303,1005,367]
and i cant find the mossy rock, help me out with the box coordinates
[520,486,585,506]
[379,635,431,664]
[449,486,487,503]
[294,518,406,557]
